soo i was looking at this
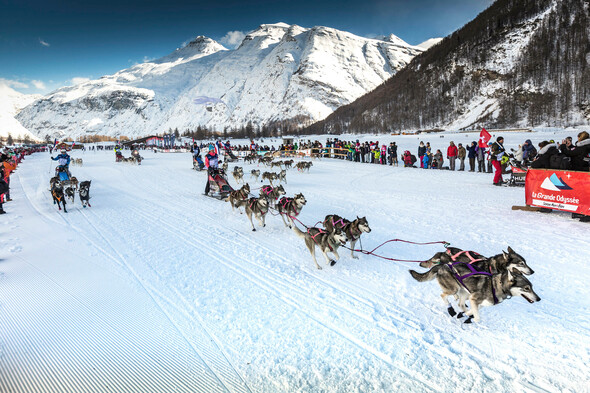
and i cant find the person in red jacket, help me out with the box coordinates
[447,141,458,171]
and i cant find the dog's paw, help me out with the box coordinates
[330,260,336,266]
[252,228,256,232]
[352,255,359,260]
[456,312,464,319]
[464,316,473,324]
[447,306,457,317]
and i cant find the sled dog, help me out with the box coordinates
[50,182,67,213]
[226,183,251,212]
[278,193,307,228]
[232,166,244,184]
[250,169,261,181]
[292,225,349,269]
[323,215,371,259]
[245,196,269,231]
[79,180,92,208]
[409,265,540,323]
[259,184,285,207]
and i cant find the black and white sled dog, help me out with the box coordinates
[250,169,261,182]
[65,186,76,203]
[323,215,371,259]
[232,166,244,184]
[259,184,285,207]
[79,180,92,208]
[277,193,307,228]
[421,246,534,275]
[226,183,250,213]
[409,265,540,323]
[50,181,67,213]
[245,196,269,231]
[292,225,349,269]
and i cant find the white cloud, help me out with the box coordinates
[71,77,91,85]
[0,78,29,89]
[220,31,246,48]
[31,80,46,89]
[39,38,50,47]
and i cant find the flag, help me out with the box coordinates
[479,128,491,148]
[53,139,58,147]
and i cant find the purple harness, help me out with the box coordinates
[447,250,498,304]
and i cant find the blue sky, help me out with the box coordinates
[0,0,493,95]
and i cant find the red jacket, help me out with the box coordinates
[447,145,458,157]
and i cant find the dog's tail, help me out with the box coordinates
[291,223,306,239]
[409,266,439,282]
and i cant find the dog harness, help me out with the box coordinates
[308,228,333,252]
[279,197,301,216]
[447,250,498,304]
[331,217,346,228]
[262,186,274,196]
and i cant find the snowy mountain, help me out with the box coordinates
[0,84,42,141]
[305,0,590,134]
[17,23,425,140]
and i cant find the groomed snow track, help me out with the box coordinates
[1,140,589,392]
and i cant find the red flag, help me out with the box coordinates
[479,128,491,148]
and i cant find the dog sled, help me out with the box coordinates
[55,165,78,190]
[205,169,234,199]
[508,164,527,187]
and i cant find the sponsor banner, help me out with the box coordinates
[525,169,590,214]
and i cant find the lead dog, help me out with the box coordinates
[409,266,540,323]
[292,225,349,269]
[50,182,67,213]
[323,215,371,259]
[277,193,306,229]
[79,180,92,208]
[245,196,269,231]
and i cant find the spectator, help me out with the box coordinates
[559,131,590,171]
[422,151,430,168]
[457,143,466,171]
[418,142,426,168]
[381,144,387,165]
[491,136,506,185]
[467,141,477,172]
[522,139,537,163]
[447,141,458,170]
[530,141,559,169]
[434,149,444,169]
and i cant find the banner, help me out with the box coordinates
[525,169,590,214]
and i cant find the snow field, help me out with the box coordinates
[1,135,589,392]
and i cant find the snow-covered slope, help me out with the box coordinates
[16,23,425,140]
[0,84,41,141]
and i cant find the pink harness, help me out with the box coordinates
[446,249,484,264]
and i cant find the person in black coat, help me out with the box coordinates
[530,141,559,169]
[559,131,590,171]
[467,141,477,172]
